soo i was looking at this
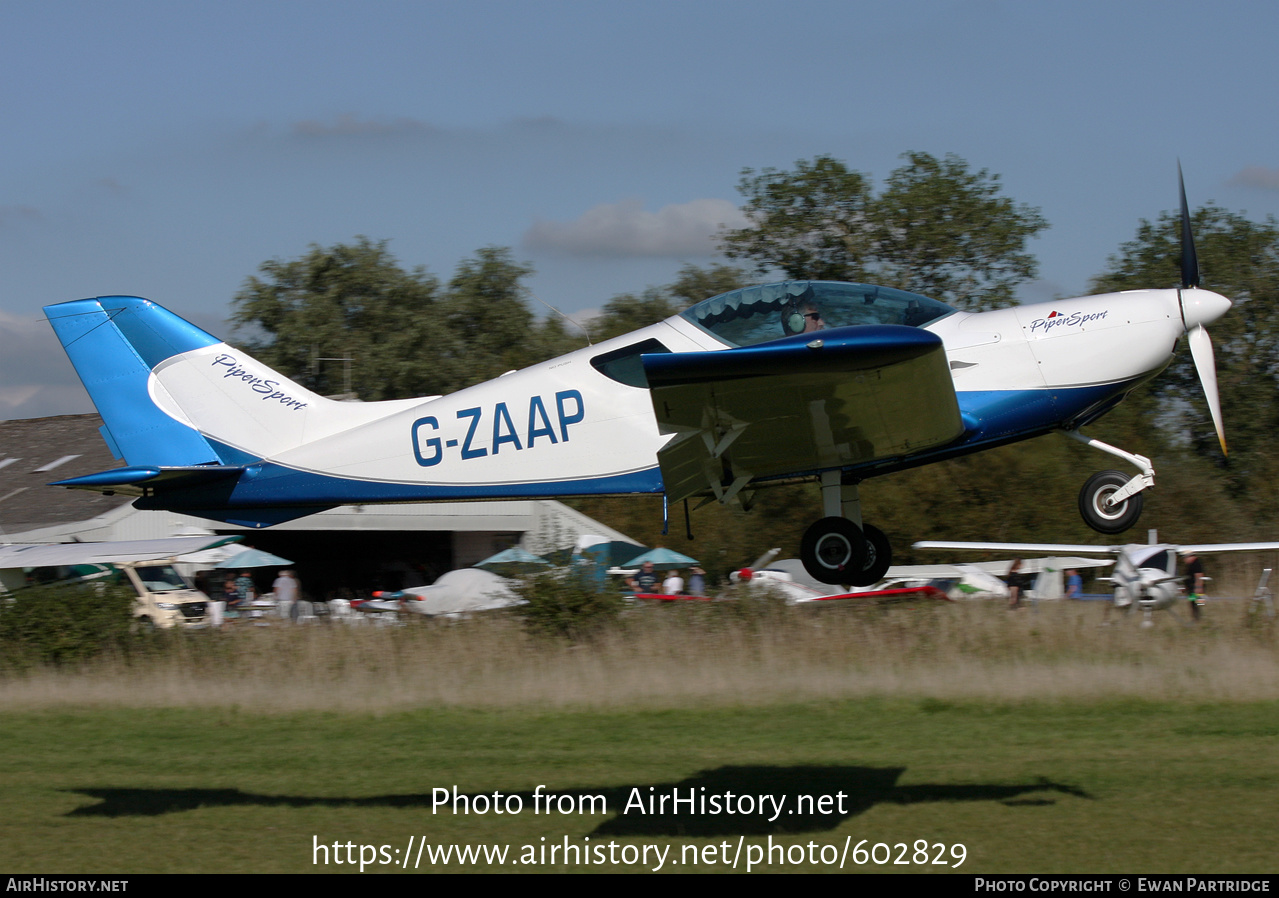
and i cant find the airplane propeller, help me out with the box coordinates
[1188,324,1227,454]
[1179,161,1200,290]
[1175,163,1229,455]
[748,547,782,571]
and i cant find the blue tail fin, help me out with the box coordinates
[44,297,224,467]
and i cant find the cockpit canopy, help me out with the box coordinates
[679,281,955,349]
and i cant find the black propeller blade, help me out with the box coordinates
[1178,160,1200,289]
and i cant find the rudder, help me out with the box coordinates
[44,297,224,467]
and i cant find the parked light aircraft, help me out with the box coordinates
[43,173,1232,586]
[732,549,1107,603]
[915,535,1279,622]
[0,535,242,573]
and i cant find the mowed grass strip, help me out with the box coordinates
[1,601,1275,872]
[2,600,1276,711]
[0,698,1275,873]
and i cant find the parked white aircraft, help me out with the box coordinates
[914,535,1279,621]
[44,172,1231,586]
[0,535,242,576]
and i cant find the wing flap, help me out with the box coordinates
[644,326,963,502]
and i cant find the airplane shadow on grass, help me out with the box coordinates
[66,765,1091,836]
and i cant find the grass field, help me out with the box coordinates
[0,599,1276,873]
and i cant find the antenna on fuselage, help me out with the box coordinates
[530,291,593,346]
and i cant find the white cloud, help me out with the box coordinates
[523,197,747,257]
[1228,166,1279,191]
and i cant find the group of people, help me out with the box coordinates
[626,561,707,597]
[211,569,300,623]
[1004,561,1085,609]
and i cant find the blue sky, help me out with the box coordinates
[3,0,1278,418]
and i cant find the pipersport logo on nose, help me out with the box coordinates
[1029,309,1109,334]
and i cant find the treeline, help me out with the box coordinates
[229,154,1279,576]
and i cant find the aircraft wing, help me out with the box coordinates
[644,326,964,503]
[914,541,1127,555]
[917,540,1279,557]
[0,535,243,569]
[1178,543,1279,555]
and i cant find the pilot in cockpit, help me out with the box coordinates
[782,299,827,335]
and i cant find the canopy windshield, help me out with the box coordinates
[680,282,955,348]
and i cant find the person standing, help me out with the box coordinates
[273,569,301,622]
[235,570,256,603]
[1184,553,1205,622]
[1065,569,1083,599]
[1007,559,1028,609]
[688,566,707,597]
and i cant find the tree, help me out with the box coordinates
[872,152,1047,309]
[231,240,542,400]
[587,263,751,343]
[1090,204,1279,520]
[668,263,751,305]
[231,238,451,400]
[438,246,543,384]
[589,288,684,343]
[720,152,1047,309]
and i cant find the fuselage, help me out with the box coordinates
[54,282,1228,514]
[1110,543,1184,610]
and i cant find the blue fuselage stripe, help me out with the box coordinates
[142,381,1136,510]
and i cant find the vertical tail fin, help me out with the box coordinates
[44,297,326,467]
[45,297,225,466]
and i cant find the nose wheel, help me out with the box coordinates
[800,518,893,586]
[1079,470,1144,534]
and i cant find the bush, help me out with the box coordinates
[513,568,623,641]
[0,581,137,670]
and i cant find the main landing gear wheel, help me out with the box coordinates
[1079,470,1144,534]
[801,517,866,585]
[848,523,893,587]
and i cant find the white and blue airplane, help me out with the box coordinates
[42,175,1232,586]
[914,535,1279,623]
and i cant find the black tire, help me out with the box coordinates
[1079,470,1144,534]
[846,523,893,587]
[801,517,866,585]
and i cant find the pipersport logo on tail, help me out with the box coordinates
[212,354,309,411]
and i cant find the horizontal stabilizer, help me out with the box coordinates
[51,465,243,497]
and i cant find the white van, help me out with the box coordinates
[0,560,212,629]
[118,561,211,629]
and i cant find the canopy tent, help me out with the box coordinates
[620,547,700,571]
[474,547,552,577]
[214,547,294,569]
